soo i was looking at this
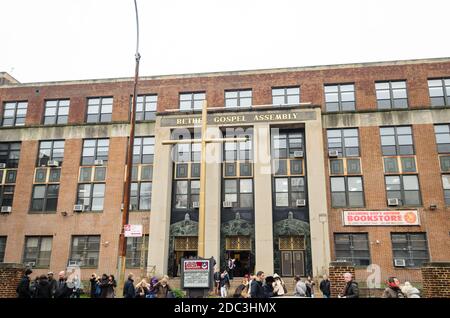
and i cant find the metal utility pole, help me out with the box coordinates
[118,0,141,296]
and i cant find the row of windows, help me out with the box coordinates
[0,235,148,269]
[334,233,429,268]
[2,78,450,127]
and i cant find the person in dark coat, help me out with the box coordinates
[34,275,52,298]
[99,274,110,298]
[340,272,359,298]
[263,276,275,298]
[54,271,71,298]
[47,272,57,298]
[320,274,331,298]
[123,273,136,298]
[89,273,98,298]
[382,277,405,298]
[17,268,33,298]
[250,271,266,298]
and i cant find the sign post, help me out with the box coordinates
[180,257,214,298]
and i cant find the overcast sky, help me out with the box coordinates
[1,0,449,83]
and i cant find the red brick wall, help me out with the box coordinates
[421,262,450,298]
[0,264,25,298]
[328,262,355,297]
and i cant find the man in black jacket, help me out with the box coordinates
[123,273,136,298]
[16,268,33,298]
[250,271,266,298]
[47,272,57,298]
[340,272,359,298]
[320,274,331,298]
[54,271,71,298]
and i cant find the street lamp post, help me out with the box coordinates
[117,0,141,297]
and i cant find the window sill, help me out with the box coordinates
[28,211,57,214]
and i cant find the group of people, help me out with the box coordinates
[90,273,174,299]
[17,269,81,298]
[212,269,421,299]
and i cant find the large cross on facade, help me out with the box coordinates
[162,101,247,257]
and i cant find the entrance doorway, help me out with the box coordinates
[279,235,306,277]
[281,250,305,277]
[226,251,252,277]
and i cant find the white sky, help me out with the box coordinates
[1,0,449,83]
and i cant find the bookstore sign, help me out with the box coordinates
[343,210,420,226]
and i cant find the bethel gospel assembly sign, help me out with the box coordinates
[159,110,316,127]
[343,210,420,226]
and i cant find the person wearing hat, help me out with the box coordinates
[47,272,57,298]
[272,273,286,296]
[17,268,33,298]
[401,281,420,298]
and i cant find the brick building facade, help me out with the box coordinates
[0,58,449,286]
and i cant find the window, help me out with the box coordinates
[69,235,100,267]
[0,185,14,207]
[385,175,421,206]
[174,180,199,209]
[324,84,355,112]
[272,87,300,105]
[274,177,306,207]
[135,95,157,121]
[30,184,59,212]
[37,140,65,166]
[224,179,253,208]
[81,139,109,165]
[327,129,359,157]
[43,100,70,125]
[442,175,450,205]
[86,97,113,123]
[272,130,304,159]
[133,137,154,164]
[380,126,414,156]
[428,78,450,107]
[126,235,148,268]
[77,183,105,211]
[330,176,364,208]
[225,89,252,108]
[2,101,27,126]
[0,236,6,262]
[130,182,152,210]
[334,233,370,266]
[224,137,252,161]
[179,92,205,111]
[23,236,52,268]
[391,233,429,268]
[434,124,450,153]
[376,81,408,109]
[0,142,21,168]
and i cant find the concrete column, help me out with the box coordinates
[204,127,222,268]
[147,120,173,276]
[305,108,332,278]
[253,123,274,274]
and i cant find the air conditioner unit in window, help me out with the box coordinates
[296,199,306,207]
[47,160,59,167]
[394,259,406,267]
[223,201,233,208]
[192,201,200,209]
[68,260,79,267]
[73,204,84,212]
[0,163,6,169]
[120,203,132,211]
[388,198,400,206]
[94,159,104,166]
[328,150,339,158]
[26,262,36,268]
[0,206,12,213]
[293,150,304,158]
